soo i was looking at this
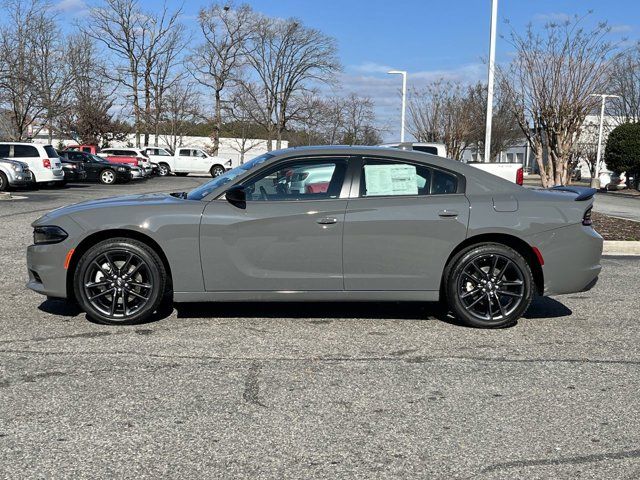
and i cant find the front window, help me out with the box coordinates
[186,153,273,201]
[244,157,348,202]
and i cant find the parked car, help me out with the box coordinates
[381,142,523,185]
[99,148,153,177]
[60,157,87,182]
[0,142,64,186]
[0,158,33,191]
[59,151,133,184]
[144,146,231,177]
[27,146,602,328]
[599,170,627,191]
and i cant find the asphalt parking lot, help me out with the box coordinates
[1,177,639,479]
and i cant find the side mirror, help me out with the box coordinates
[225,185,246,209]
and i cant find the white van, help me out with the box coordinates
[0,142,64,185]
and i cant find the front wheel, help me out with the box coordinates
[99,169,116,185]
[210,165,225,177]
[74,238,167,325]
[157,163,170,176]
[0,172,8,191]
[444,243,534,328]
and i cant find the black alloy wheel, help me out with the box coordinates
[74,238,167,325]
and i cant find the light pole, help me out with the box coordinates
[388,70,407,143]
[484,0,498,163]
[589,93,620,188]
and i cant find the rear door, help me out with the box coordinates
[343,157,469,291]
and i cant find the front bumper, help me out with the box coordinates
[525,223,603,296]
[7,170,33,186]
[27,241,72,298]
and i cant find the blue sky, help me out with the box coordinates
[57,0,640,140]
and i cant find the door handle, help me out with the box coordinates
[316,217,338,225]
[438,209,459,218]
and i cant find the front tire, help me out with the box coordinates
[99,169,116,185]
[444,243,534,328]
[74,238,167,325]
[157,163,170,176]
[0,171,8,191]
[210,165,225,177]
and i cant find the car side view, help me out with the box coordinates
[26,146,603,328]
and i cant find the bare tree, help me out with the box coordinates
[609,43,640,123]
[189,2,254,155]
[407,79,474,160]
[85,0,183,148]
[501,14,617,186]
[244,15,341,150]
[158,81,201,153]
[341,93,381,145]
[0,0,50,140]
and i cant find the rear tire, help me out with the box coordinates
[74,238,167,325]
[444,243,534,328]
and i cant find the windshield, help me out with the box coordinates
[186,153,274,201]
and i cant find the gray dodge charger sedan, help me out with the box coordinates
[27,146,602,328]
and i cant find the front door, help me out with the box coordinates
[200,156,350,291]
[343,157,470,291]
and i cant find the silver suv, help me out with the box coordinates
[0,158,32,191]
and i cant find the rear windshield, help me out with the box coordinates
[44,145,59,158]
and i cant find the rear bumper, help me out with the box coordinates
[525,224,603,296]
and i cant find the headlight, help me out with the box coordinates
[11,164,23,172]
[117,167,127,172]
[33,226,68,245]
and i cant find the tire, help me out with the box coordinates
[157,163,170,176]
[444,243,534,328]
[99,169,116,185]
[0,171,7,191]
[174,172,188,177]
[210,165,225,177]
[74,238,167,325]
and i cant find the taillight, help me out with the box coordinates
[583,207,593,226]
[516,167,523,186]
[43,158,51,169]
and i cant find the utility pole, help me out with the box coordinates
[484,0,498,162]
[388,70,407,143]
[589,93,619,188]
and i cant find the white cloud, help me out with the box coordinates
[55,0,88,14]
[610,24,633,34]
[351,61,395,74]
[533,12,571,23]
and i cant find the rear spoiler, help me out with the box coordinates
[550,185,596,201]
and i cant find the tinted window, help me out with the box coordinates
[0,145,10,157]
[44,145,59,158]
[14,145,39,158]
[360,160,432,197]
[244,158,347,202]
[432,169,458,194]
[179,149,190,156]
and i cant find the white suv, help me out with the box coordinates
[0,143,64,185]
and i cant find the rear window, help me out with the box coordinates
[0,145,9,157]
[14,145,39,158]
[179,149,190,156]
[44,145,59,158]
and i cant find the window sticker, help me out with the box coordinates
[364,164,418,196]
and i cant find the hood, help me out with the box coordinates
[33,193,188,226]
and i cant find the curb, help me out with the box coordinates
[0,192,12,200]
[603,240,640,256]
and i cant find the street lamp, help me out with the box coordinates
[589,93,620,188]
[484,0,498,163]
[388,70,407,143]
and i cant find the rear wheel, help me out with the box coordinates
[99,169,116,185]
[445,243,534,328]
[157,163,170,176]
[210,165,225,177]
[74,238,166,325]
[0,172,7,191]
